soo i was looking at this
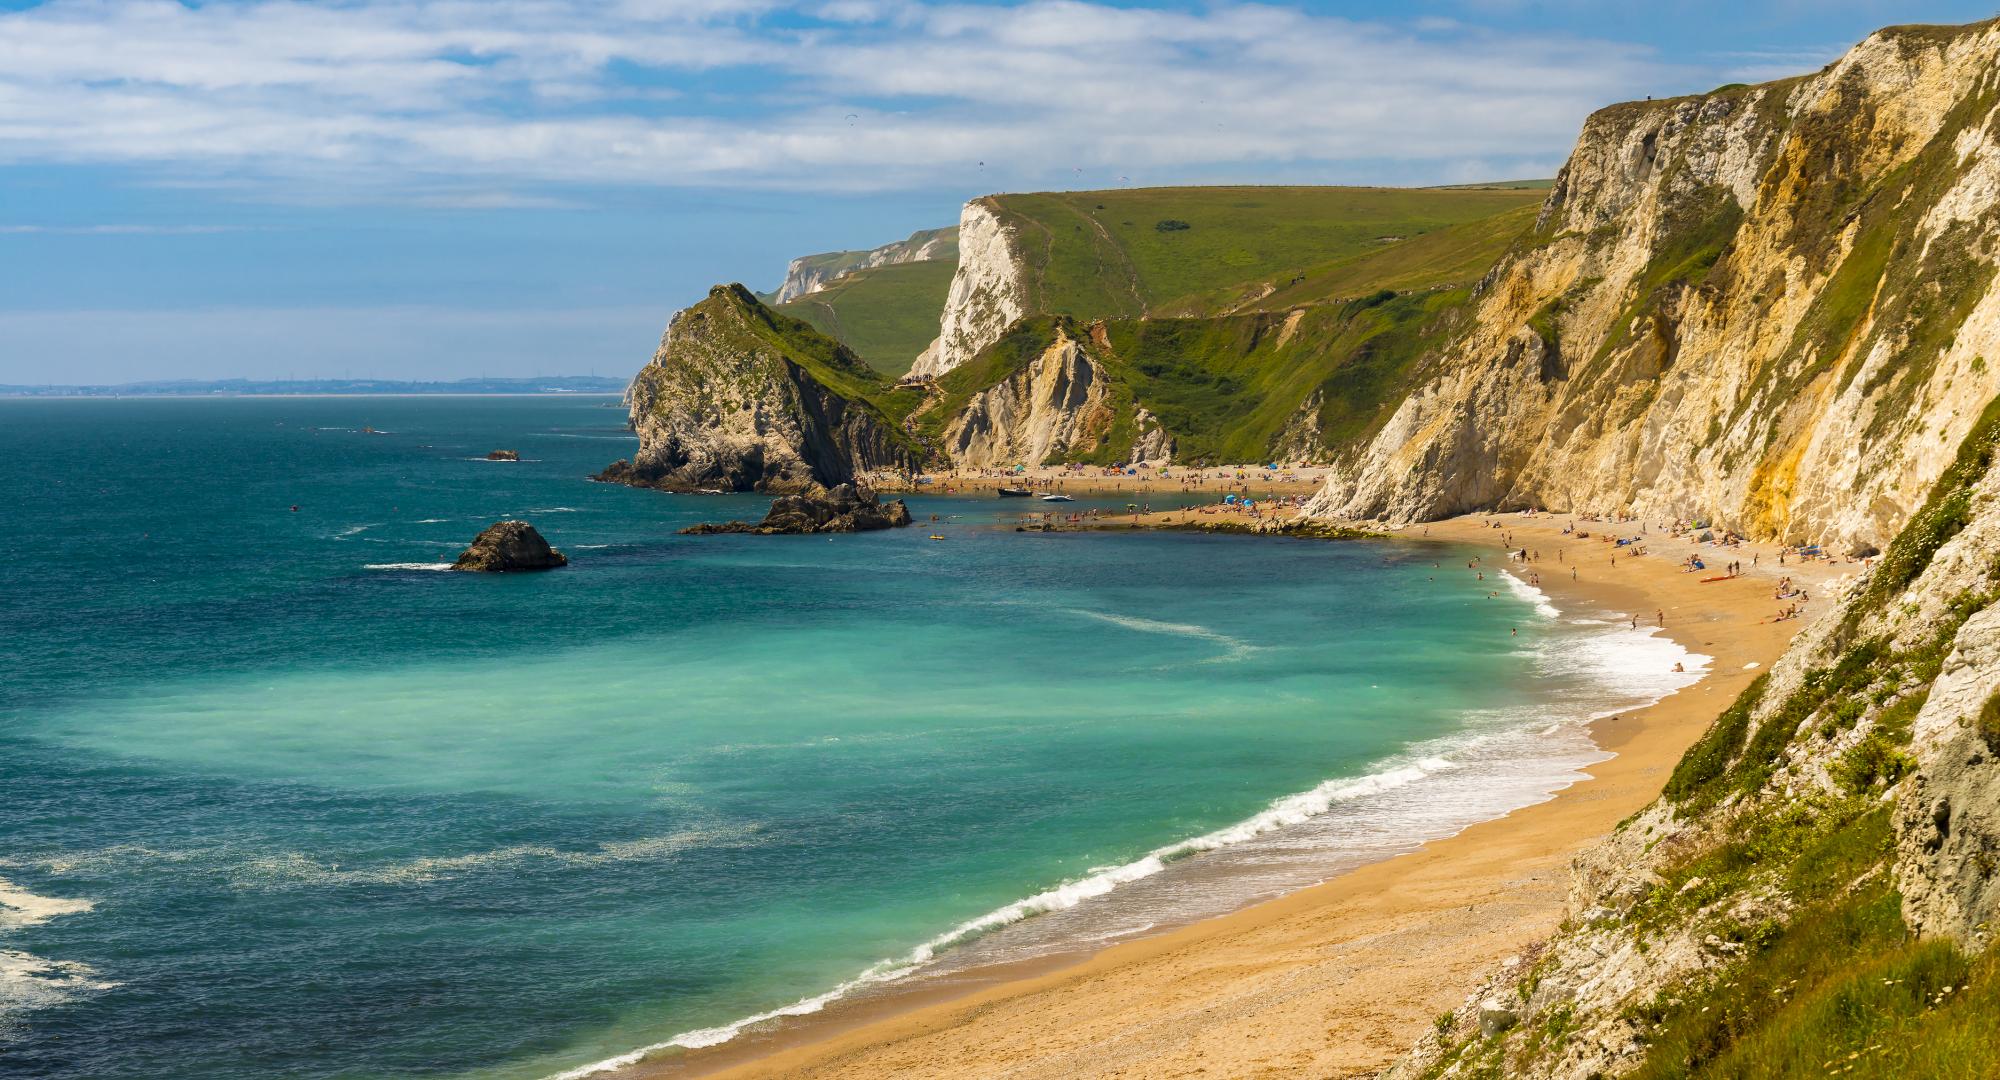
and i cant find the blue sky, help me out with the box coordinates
[0,0,1990,383]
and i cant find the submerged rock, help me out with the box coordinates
[452,521,569,571]
[680,484,913,535]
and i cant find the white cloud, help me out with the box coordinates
[0,0,1692,196]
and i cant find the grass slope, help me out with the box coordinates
[985,184,1548,320]
[910,288,1468,465]
[699,285,925,431]
[775,259,955,377]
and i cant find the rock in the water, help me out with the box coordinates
[452,521,569,571]
[485,449,520,461]
[679,484,913,535]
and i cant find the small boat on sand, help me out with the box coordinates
[1040,494,1074,502]
[997,487,1033,497]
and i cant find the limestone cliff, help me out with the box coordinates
[909,200,1028,382]
[771,227,958,304]
[1306,21,2000,553]
[940,329,1123,467]
[1392,401,2000,1080]
[598,285,920,494]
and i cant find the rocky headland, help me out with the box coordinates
[595,284,921,494]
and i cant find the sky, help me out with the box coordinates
[0,0,1991,384]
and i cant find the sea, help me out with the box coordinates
[0,396,1706,1079]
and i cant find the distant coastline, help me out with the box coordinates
[0,376,628,398]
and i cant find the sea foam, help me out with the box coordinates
[0,878,112,1030]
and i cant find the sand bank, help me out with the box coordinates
[617,512,1849,1080]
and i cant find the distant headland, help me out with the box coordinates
[1,375,627,397]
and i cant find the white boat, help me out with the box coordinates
[1040,494,1074,502]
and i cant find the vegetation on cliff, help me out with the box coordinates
[980,184,1545,320]
[606,285,924,492]
[1403,393,2000,1079]
[775,259,956,377]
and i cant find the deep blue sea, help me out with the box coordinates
[0,396,1702,1079]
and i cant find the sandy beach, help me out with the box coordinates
[620,511,1851,1080]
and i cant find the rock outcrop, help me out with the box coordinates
[940,329,1115,467]
[772,227,958,304]
[452,521,568,571]
[485,449,519,461]
[909,201,1028,381]
[1305,22,2000,553]
[599,285,920,494]
[679,484,913,535]
[1388,399,2000,1080]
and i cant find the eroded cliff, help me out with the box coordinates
[1395,400,2000,1080]
[909,200,1029,381]
[1306,22,2000,553]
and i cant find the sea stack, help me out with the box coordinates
[452,521,569,571]
[680,484,913,535]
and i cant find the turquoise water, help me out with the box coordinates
[0,397,1698,1079]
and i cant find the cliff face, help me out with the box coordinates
[1307,22,2000,553]
[1394,403,2000,1079]
[601,285,919,494]
[940,330,1133,468]
[909,200,1029,381]
[771,228,958,304]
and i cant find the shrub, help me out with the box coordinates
[1978,688,2000,755]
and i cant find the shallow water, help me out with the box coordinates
[0,397,1699,1079]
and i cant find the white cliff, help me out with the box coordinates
[908,200,1029,382]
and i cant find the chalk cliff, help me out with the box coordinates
[1304,22,2000,554]
[909,201,1029,382]
[771,228,958,304]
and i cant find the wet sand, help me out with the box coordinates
[615,511,1850,1080]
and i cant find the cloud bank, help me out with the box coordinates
[0,0,1685,195]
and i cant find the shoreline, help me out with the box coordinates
[596,511,1849,1080]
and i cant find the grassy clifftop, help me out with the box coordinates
[775,259,955,378]
[985,184,1546,320]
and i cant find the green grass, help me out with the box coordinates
[1254,204,1541,311]
[684,284,926,431]
[984,185,1548,320]
[775,259,956,377]
[758,227,957,302]
[1619,804,1995,1080]
[1625,882,1996,1080]
[902,288,1466,466]
[1094,288,1467,463]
